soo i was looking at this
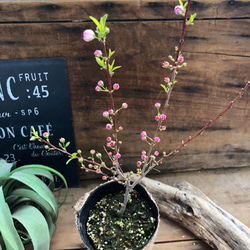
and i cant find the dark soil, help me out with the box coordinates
[86,189,157,250]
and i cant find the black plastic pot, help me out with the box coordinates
[76,181,159,250]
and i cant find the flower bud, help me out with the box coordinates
[106,124,112,130]
[94,50,102,57]
[155,102,161,108]
[59,137,65,143]
[113,83,120,90]
[103,111,109,118]
[174,5,184,15]
[83,29,95,42]
[122,103,128,109]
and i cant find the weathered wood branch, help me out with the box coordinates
[131,176,250,250]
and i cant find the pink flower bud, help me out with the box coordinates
[43,132,49,138]
[162,61,169,68]
[96,169,101,173]
[83,29,95,42]
[141,131,147,137]
[97,80,104,86]
[142,150,146,155]
[164,77,170,83]
[174,5,184,15]
[137,161,142,166]
[122,103,128,109]
[59,137,65,143]
[160,114,167,120]
[141,136,146,141]
[106,124,112,130]
[178,56,184,62]
[155,102,161,108]
[113,83,120,90]
[94,50,102,57]
[110,141,115,147]
[108,109,114,114]
[141,154,146,160]
[95,86,101,92]
[119,126,123,131]
[162,126,166,130]
[102,176,107,180]
[154,137,161,143]
[90,149,95,154]
[155,115,160,121]
[154,151,159,156]
[115,153,121,159]
[103,111,109,118]
[107,137,111,141]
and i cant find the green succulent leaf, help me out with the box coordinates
[12,205,50,250]
[0,186,24,250]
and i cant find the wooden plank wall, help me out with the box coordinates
[0,0,249,182]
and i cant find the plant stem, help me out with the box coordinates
[140,0,192,181]
[101,40,124,177]
[143,81,250,177]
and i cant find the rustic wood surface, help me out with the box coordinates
[134,177,250,250]
[47,167,250,249]
[0,1,249,181]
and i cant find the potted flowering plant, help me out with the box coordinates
[31,0,249,249]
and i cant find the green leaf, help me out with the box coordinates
[12,205,50,250]
[178,0,183,7]
[108,49,115,58]
[89,16,100,30]
[0,159,15,178]
[95,57,105,67]
[9,172,59,218]
[9,188,57,224]
[0,187,24,250]
[100,14,108,33]
[65,141,70,148]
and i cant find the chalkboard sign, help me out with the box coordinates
[0,58,78,187]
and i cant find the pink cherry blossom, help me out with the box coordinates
[155,103,161,108]
[83,29,95,42]
[174,5,183,15]
[164,77,170,83]
[155,115,160,121]
[137,161,142,166]
[122,103,128,109]
[90,149,95,154]
[106,124,112,130]
[97,80,104,86]
[94,50,102,57]
[115,153,121,159]
[178,56,184,62]
[103,111,109,117]
[154,137,161,143]
[160,114,167,120]
[95,86,101,92]
[113,83,120,90]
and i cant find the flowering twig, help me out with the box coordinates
[30,1,249,217]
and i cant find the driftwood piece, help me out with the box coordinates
[131,176,250,250]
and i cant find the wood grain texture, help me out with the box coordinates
[0,1,249,181]
[0,0,249,22]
